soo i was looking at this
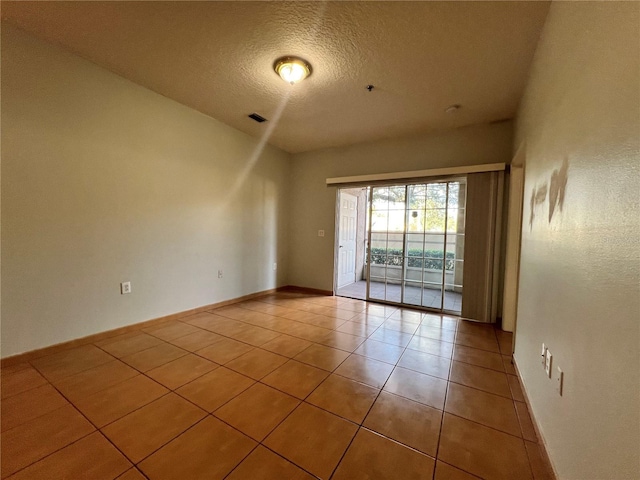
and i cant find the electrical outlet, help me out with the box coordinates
[120,281,131,295]
[218,270,223,279]
[318,230,325,237]
[555,366,564,395]
[541,343,547,367]
[273,262,277,271]
[545,349,552,377]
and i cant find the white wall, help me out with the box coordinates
[288,122,513,291]
[1,25,291,357]
[514,2,639,479]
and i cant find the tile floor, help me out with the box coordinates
[1,292,553,480]
[336,280,462,313]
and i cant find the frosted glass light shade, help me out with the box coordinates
[274,57,311,85]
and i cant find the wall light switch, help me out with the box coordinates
[555,366,564,395]
[318,230,325,237]
[541,343,547,367]
[545,349,552,377]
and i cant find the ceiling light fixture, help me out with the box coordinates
[274,56,312,85]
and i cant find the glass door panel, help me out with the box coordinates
[369,186,406,303]
[366,180,465,314]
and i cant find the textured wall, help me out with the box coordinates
[514,2,639,478]
[288,122,513,291]
[1,25,291,357]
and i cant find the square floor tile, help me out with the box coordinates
[383,367,447,410]
[388,309,423,323]
[353,339,404,365]
[336,321,379,337]
[260,335,312,357]
[74,375,168,427]
[445,383,521,437]
[450,361,512,398]
[1,404,95,478]
[439,413,532,480]
[230,325,282,346]
[214,383,299,441]
[453,345,505,372]
[515,401,538,442]
[363,391,441,456]
[421,314,458,331]
[261,360,329,399]
[146,354,217,390]
[264,403,358,479]
[185,312,232,331]
[333,428,435,480]
[55,360,139,402]
[455,331,500,353]
[117,468,147,480]
[415,325,457,342]
[139,416,256,480]
[225,349,288,380]
[31,345,114,381]
[398,349,451,380]
[98,333,165,358]
[1,366,48,399]
[102,393,206,463]
[307,374,379,424]
[1,383,69,432]
[167,329,224,352]
[6,431,130,480]
[508,374,526,402]
[318,332,365,352]
[369,328,414,347]
[121,343,188,372]
[294,344,350,371]
[176,366,254,412]
[334,354,394,389]
[503,356,517,375]
[434,460,480,480]
[407,336,454,358]
[525,441,554,480]
[144,321,202,341]
[226,445,315,480]
[195,338,254,364]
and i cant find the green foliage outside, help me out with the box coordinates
[370,247,455,270]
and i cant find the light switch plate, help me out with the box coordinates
[555,366,564,395]
[318,230,325,237]
[545,349,552,377]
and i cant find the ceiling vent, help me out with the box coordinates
[248,113,267,123]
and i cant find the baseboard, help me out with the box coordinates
[278,285,333,296]
[1,287,280,368]
[512,356,559,480]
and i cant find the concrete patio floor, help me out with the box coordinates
[336,280,462,313]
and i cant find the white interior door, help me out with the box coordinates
[337,192,358,288]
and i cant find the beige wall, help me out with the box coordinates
[1,25,291,357]
[514,2,639,479]
[288,122,513,291]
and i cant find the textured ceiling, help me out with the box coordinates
[1,1,550,153]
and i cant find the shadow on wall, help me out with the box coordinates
[529,157,569,229]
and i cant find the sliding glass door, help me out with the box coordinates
[366,180,466,313]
